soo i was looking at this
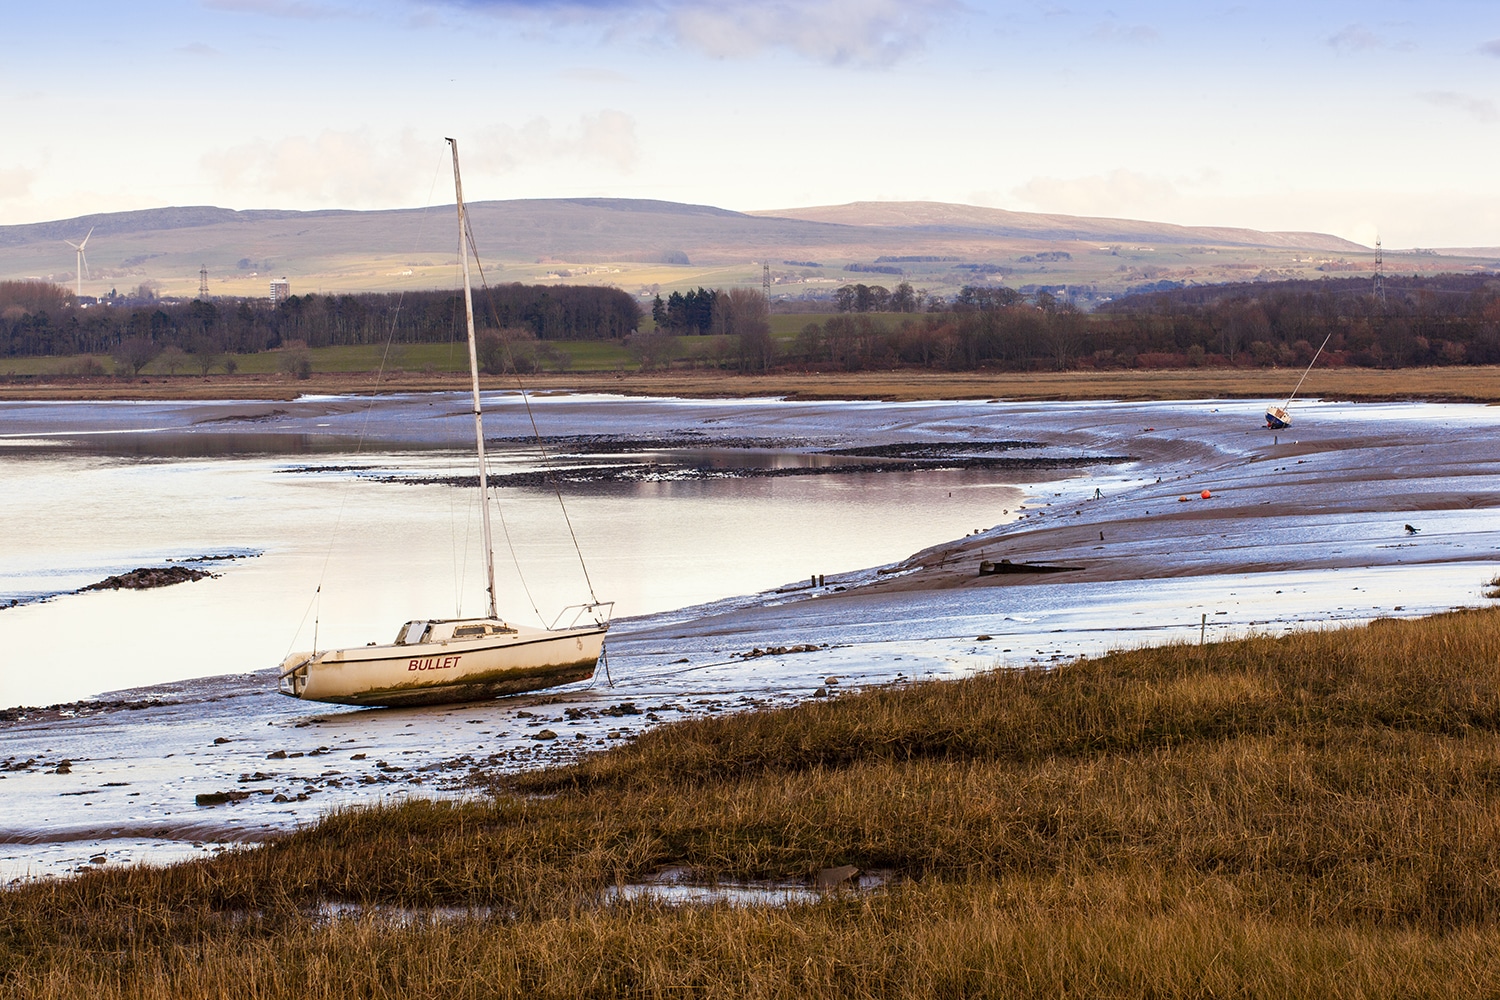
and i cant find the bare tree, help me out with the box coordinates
[156,345,190,375]
[112,337,160,376]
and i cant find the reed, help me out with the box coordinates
[4,608,1500,997]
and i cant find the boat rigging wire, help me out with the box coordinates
[462,217,602,607]
[1281,333,1332,410]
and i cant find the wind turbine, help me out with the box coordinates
[64,227,93,297]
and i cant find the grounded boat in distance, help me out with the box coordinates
[1265,333,1332,430]
[279,138,609,708]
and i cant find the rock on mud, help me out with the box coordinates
[78,566,217,592]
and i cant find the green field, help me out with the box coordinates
[1,316,925,380]
[1,339,641,378]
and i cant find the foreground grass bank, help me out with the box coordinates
[5,608,1500,997]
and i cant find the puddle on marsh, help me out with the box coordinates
[305,879,872,924]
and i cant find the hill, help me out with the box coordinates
[2,198,1493,303]
[751,200,1367,251]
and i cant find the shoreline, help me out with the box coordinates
[4,365,1500,404]
[3,394,1499,879]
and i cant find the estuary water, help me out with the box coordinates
[0,392,1070,707]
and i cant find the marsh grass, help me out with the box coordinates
[6,609,1500,997]
[9,362,1500,406]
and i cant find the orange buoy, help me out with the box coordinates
[1178,495,1190,502]
[1200,489,1212,499]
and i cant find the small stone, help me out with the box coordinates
[534,729,558,741]
[350,753,366,760]
[89,855,107,864]
[266,750,287,760]
[813,687,828,698]
[824,676,840,685]
[212,737,230,745]
[975,635,992,641]
[195,791,249,807]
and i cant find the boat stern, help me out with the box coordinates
[278,651,315,699]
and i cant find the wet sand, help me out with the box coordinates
[866,399,1500,592]
[3,394,1499,880]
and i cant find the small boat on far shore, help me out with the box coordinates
[1265,333,1332,430]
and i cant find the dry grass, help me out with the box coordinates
[4,365,1500,403]
[5,608,1500,997]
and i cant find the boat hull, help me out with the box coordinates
[279,624,606,708]
[1265,406,1291,429]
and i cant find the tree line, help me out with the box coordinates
[7,271,1500,375]
[781,273,1499,371]
[637,287,772,371]
[0,282,641,363]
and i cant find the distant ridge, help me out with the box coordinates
[1,197,1366,254]
[0,207,314,247]
[2,196,1429,299]
[750,201,1368,253]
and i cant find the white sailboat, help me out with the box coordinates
[278,139,610,708]
[1264,333,1332,430]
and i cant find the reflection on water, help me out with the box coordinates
[0,434,1037,706]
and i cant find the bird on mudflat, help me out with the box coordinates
[1404,524,1420,535]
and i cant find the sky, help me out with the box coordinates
[3,0,1499,247]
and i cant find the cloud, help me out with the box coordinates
[1327,22,1414,53]
[177,42,221,56]
[1327,23,1383,52]
[1089,21,1157,44]
[1481,39,1500,58]
[1010,169,1182,219]
[670,0,952,66]
[433,0,958,67]
[201,115,637,205]
[202,130,432,205]
[1419,90,1499,124]
[203,0,352,19]
[0,168,37,203]
[470,110,638,173]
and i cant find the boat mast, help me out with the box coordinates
[447,137,499,620]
